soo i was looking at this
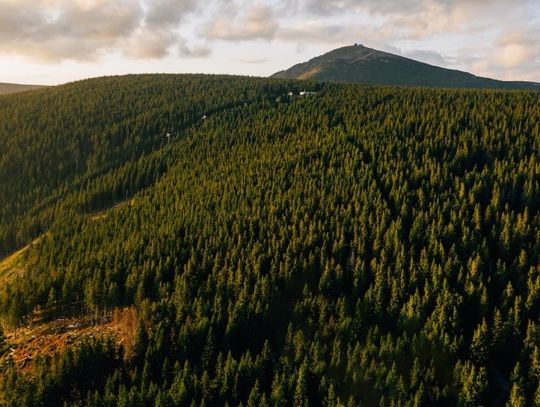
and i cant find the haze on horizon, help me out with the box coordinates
[0,0,539,86]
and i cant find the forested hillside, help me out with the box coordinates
[1,75,539,406]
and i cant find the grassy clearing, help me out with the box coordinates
[0,236,43,290]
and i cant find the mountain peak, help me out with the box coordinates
[272,44,540,90]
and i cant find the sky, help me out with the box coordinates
[0,0,539,85]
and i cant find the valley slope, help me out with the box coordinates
[0,82,45,95]
[1,75,540,406]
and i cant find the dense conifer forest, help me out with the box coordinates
[0,74,539,406]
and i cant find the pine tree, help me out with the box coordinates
[271,373,286,407]
[506,363,526,407]
[325,383,337,406]
[247,380,262,407]
[506,383,526,407]
[133,319,149,365]
[533,381,540,407]
[459,363,487,406]
[470,319,490,364]
[294,365,309,407]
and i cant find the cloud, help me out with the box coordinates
[145,0,196,28]
[302,0,531,39]
[122,0,201,60]
[494,28,539,68]
[453,24,540,81]
[497,44,533,68]
[0,0,144,61]
[124,27,175,59]
[404,49,446,66]
[179,43,211,58]
[277,22,394,47]
[0,0,203,61]
[497,27,538,48]
[0,0,537,82]
[206,4,279,41]
[303,0,455,18]
[490,27,540,79]
[278,24,348,44]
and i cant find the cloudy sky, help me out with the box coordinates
[1,0,539,85]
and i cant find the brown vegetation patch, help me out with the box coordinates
[1,307,138,372]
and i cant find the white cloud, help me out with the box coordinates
[494,27,539,68]
[497,44,532,68]
[0,0,144,61]
[123,27,175,59]
[0,0,537,82]
[0,0,202,61]
[206,4,279,41]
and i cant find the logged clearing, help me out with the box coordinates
[1,307,138,371]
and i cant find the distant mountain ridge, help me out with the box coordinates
[0,82,44,95]
[272,44,540,90]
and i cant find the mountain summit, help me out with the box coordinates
[272,44,540,90]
